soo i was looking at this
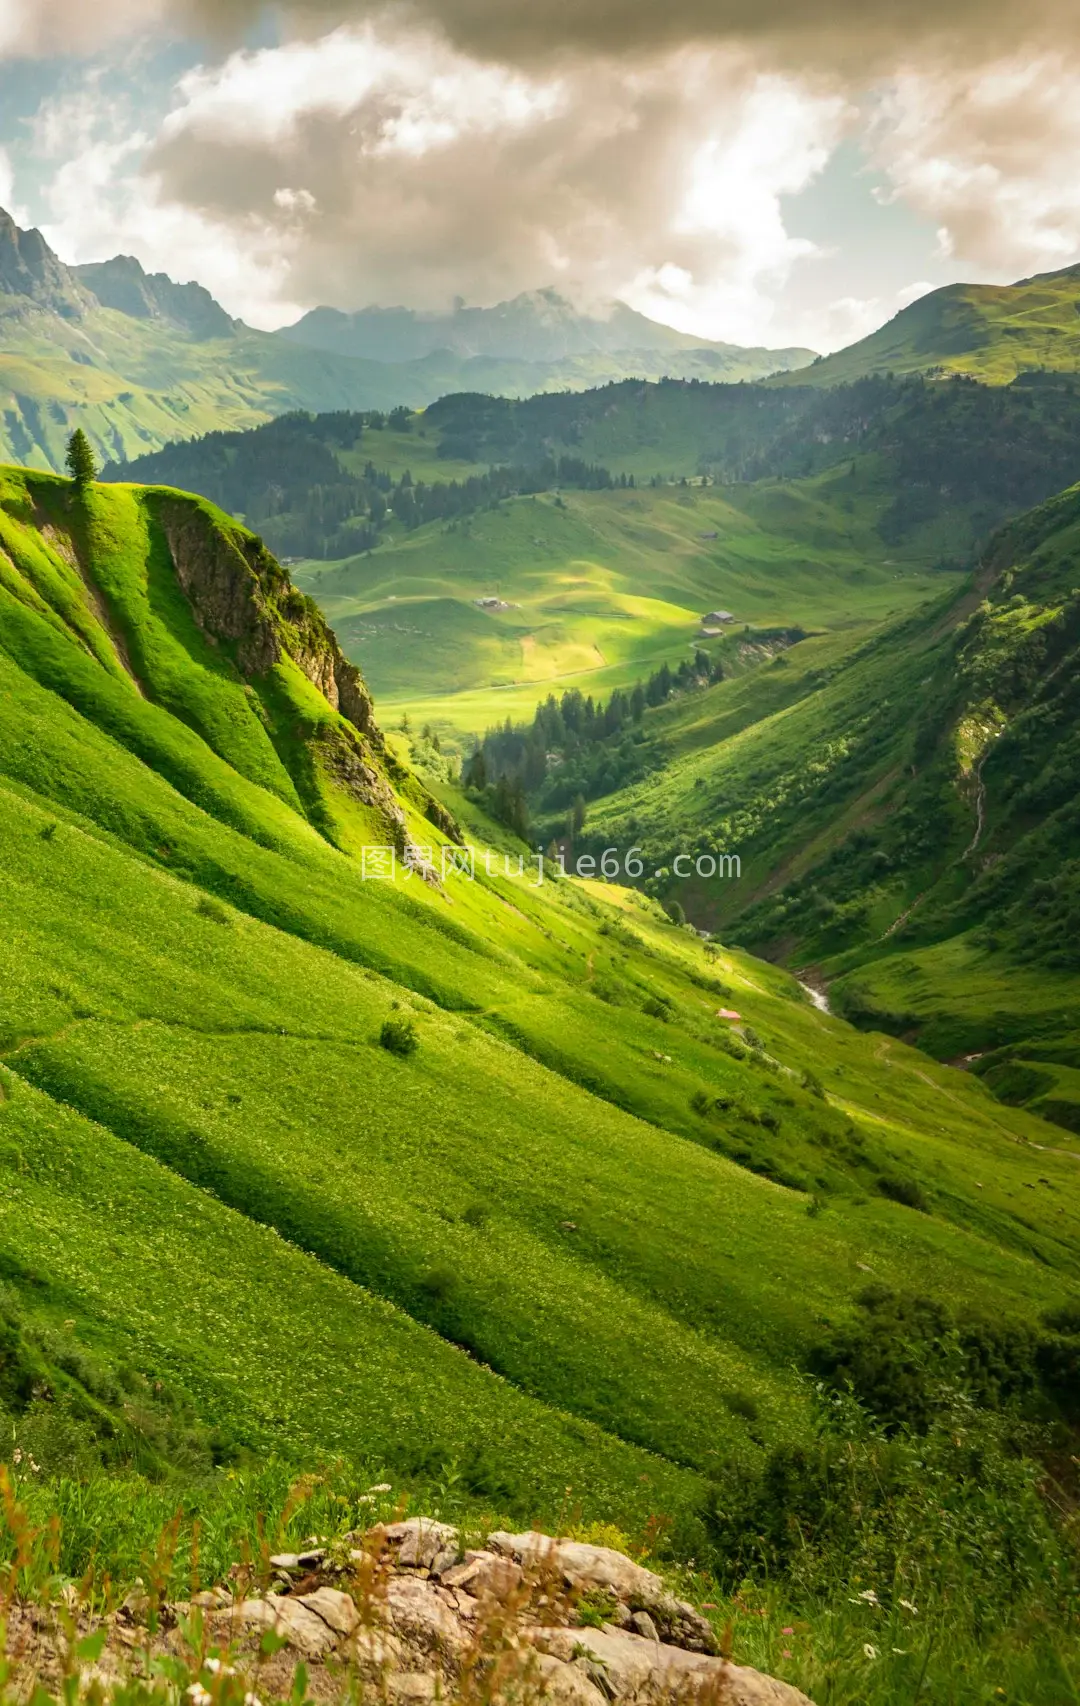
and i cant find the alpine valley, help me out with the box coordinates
[1,213,1080,1706]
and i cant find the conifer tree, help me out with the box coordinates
[65,429,96,487]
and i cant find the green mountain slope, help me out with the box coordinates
[107,372,1080,734]
[578,480,1080,1135]
[784,263,1080,386]
[1,463,1077,1527]
[301,470,946,721]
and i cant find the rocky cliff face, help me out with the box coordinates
[157,496,377,729]
[156,495,460,850]
[0,209,92,318]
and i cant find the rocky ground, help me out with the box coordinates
[5,1518,814,1704]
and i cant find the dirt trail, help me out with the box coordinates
[872,1034,1040,1145]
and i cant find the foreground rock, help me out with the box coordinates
[6,1516,815,1704]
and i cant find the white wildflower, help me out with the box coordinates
[857,1588,880,1606]
[244,1694,263,1706]
[11,1448,21,1466]
[899,1598,919,1614]
[204,1659,235,1677]
[367,1483,392,1494]
[863,1644,879,1660]
[186,1685,212,1706]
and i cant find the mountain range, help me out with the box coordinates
[279,288,803,365]
[0,209,813,472]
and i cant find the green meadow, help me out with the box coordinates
[298,471,948,734]
[0,462,1077,1698]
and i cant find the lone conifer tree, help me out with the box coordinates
[65,429,96,487]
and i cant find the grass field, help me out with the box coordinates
[571,478,1080,1151]
[1,463,1079,1697]
[298,470,951,737]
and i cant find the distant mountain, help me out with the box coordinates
[0,206,92,316]
[785,263,1080,387]
[0,211,816,472]
[73,254,237,338]
[280,287,815,376]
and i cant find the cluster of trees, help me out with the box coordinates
[105,411,621,560]
[463,650,722,834]
[427,373,1080,548]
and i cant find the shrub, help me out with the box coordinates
[708,1379,1067,1617]
[877,1172,929,1211]
[418,1267,456,1301]
[195,894,231,926]
[722,1388,759,1422]
[1043,1303,1080,1336]
[380,1015,418,1056]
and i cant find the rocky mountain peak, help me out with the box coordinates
[74,252,237,337]
[0,207,91,317]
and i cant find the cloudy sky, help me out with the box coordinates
[0,0,1077,352]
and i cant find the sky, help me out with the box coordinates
[1,1,1078,353]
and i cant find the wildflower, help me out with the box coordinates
[244,1694,263,1706]
[857,1588,880,1606]
[355,1495,376,1505]
[899,1599,918,1614]
[367,1483,392,1494]
[863,1644,879,1660]
[11,1448,21,1465]
[186,1685,212,1706]
[782,1649,792,1659]
[781,1626,794,1636]
[204,1660,235,1677]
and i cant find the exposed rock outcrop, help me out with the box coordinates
[6,1516,815,1705]
[155,495,462,853]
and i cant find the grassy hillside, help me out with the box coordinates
[784,263,1080,387]
[298,470,949,726]
[2,465,1079,1696]
[106,377,1080,738]
[574,480,1080,1139]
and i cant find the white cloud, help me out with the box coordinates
[0,144,30,225]
[20,12,1080,355]
[30,21,849,347]
[871,58,1080,274]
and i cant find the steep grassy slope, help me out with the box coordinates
[1,466,1077,1540]
[582,481,1080,1135]
[784,263,1080,386]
